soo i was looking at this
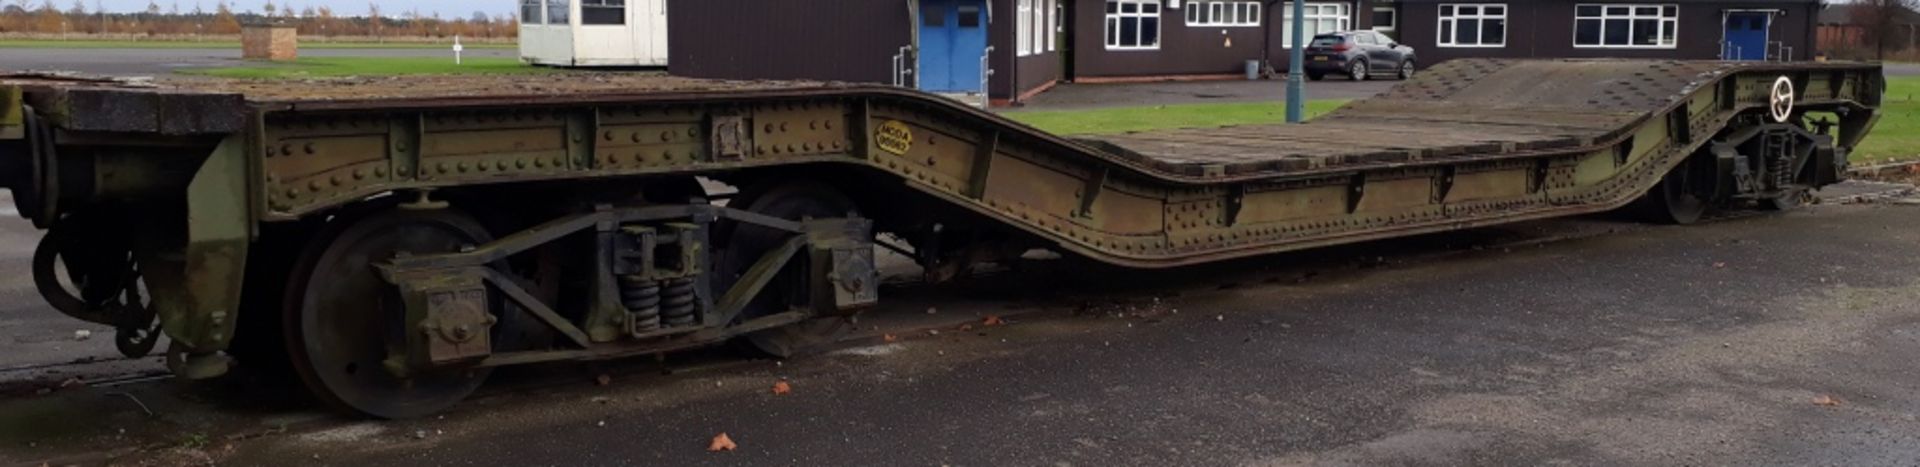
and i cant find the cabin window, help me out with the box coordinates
[581,0,624,25]
[1371,6,1397,33]
[521,0,543,24]
[546,0,570,25]
[1279,2,1351,47]
[1105,0,1162,50]
[1437,4,1506,47]
[1574,3,1678,48]
[1185,1,1261,27]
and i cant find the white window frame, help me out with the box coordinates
[1279,2,1351,47]
[1036,0,1054,53]
[1370,6,1396,32]
[1105,0,1163,50]
[1021,0,1056,56]
[1185,1,1262,27]
[1019,0,1034,55]
[1574,4,1678,49]
[1437,3,1506,48]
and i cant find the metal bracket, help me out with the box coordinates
[1528,159,1551,194]
[969,130,999,199]
[809,218,877,312]
[391,270,497,366]
[1224,185,1246,227]
[1667,104,1692,146]
[710,114,750,162]
[1077,166,1107,219]
[1433,167,1456,204]
[1613,136,1634,167]
[1345,173,1367,214]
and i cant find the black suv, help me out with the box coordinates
[1301,31,1417,81]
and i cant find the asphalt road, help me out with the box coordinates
[1886,61,1920,77]
[232,197,1920,466]
[4,188,1913,465]
[0,47,517,76]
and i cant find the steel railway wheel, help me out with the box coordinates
[283,208,499,418]
[1633,154,1721,225]
[720,181,859,358]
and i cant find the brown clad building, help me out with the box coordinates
[1391,0,1822,65]
[666,0,1820,106]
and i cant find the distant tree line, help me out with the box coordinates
[0,1,517,40]
[1851,0,1919,60]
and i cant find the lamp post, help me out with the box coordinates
[1285,0,1305,123]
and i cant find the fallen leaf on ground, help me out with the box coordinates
[882,334,898,343]
[708,432,737,452]
[771,380,791,395]
[594,374,611,386]
[1813,395,1842,406]
[983,315,1005,326]
[1713,262,1727,268]
[957,324,974,332]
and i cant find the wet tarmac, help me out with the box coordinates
[2,184,1916,466]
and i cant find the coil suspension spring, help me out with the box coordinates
[1765,130,1795,189]
[660,278,698,327]
[618,275,662,331]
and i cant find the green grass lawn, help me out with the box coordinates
[0,39,515,49]
[1003,100,1350,135]
[181,57,551,79]
[1851,75,1920,165]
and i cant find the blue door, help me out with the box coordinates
[919,0,989,93]
[1723,12,1770,60]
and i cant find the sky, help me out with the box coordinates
[74,0,512,18]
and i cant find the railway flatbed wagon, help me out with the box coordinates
[0,59,1883,417]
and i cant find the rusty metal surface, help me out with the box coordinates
[174,73,849,104]
[0,71,837,102]
[0,71,857,135]
[14,60,1866,182]
[0,59,1882,393]
[853,59,1880,269]
[1080,59,1867,177]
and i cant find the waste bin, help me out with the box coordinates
[1246,60,1262,80]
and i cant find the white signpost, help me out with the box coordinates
[453,35,466,65]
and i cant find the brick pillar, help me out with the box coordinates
[242,25,299,61]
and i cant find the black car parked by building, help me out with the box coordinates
[1302,30,1418,80]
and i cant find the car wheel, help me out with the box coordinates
[1398,61,1415,80]
[1348,60,1367,81]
